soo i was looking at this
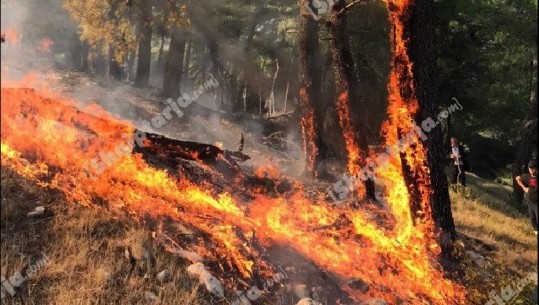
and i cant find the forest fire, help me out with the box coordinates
[382,0,432,222]
[1,75,466,304]
[0,0,468,302]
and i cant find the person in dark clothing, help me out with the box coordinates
[448,137,468,187]
[516,160,538,234]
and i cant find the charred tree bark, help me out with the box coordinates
[163,27,187,99]
[134,0,153,87]
[299,0,324,177]
[327,2,368,151]
[513,56,538,202]
[326,1,375,199]
[408,0,457,251]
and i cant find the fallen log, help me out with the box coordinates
[132,129,250,181]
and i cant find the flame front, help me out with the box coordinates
[1,79,465,304]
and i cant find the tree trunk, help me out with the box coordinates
[408,0,457,252]
[126,52,136,82]
[298,1,323,177]
[134,0,153,87]
[183,31,193,78]
[69,32,82,70]
[156,32,165,73]
[513,55,538,201]
[108,47,124,80]
[81,41,90,72]
[92,46,107,77]
[208,39,226,107]
[163,27,187,99]
[327,1,374,199]
[107,2,124,81]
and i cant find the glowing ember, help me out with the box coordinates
[254,164,282,180]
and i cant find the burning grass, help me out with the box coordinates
[0,82,468,303]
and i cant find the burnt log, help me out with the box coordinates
[132,130,250,181]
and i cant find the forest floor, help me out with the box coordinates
[448,172,538,304]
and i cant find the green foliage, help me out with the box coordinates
[437,0,538,174]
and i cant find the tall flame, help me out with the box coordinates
[299,88,319,177]
[336,91,366,197]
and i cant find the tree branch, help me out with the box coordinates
[336,0,368,17]
[345,0,367,11]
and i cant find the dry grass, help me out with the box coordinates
[1,167,209,305]
[451,172,537,271]
[450,172,538,304]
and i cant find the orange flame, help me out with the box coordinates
[299,88,319,177]
[1,71,465,303]
[336,91,366,197]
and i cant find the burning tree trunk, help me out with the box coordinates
[298,1,323,177]
[134,0,153,87]
[392,0,457,250]
[512,55,538,202]
[326,0,375,199]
